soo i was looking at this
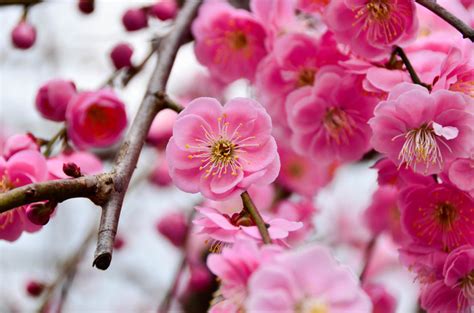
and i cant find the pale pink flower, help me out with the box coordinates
[273,199,317,245]
[246,244,372,312]
[372,157,434,188]
[363,283,397,313]
[0,150,48,241]
[325,0,418,60]
[255,32,346,126]
[165,97,280,201]
[3,134,39,159]
[147,109,177,150]
[445,150,474,197]
[176,70,228,105]
[66,89,127,149]
[35,79,77,122]
[207,239,282,310]
[443,245,474,306]
[191,0,267,83]
[193,206,302,245]
[287,67,378,162]
[400,183,474,252]
[47,151,102,179]
[369,83,474,175]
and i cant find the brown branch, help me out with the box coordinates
[0,174,113,214]
[0,0,41,6]
[393,46,431,91]
[241,191,272,244]
[92,0,202,270]
[416,0,474,41]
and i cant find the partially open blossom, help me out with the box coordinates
[3,134,39,159]
[400,183,474,252]
[110,43,134,70]
[421,280,469,313]
[372,157,433,188]
[156,211,188,248]
[246,244,372,312]
[370,83,474,175]
[47,151,102,179]
[35,79,77,122]
[11,21,36,50]
[193,206,302,246]
[192,0,267,83]
[149,0,177,21]
[66,89,127,149]
[443,245,474,306]
[287,67,378,162]
[147,109,177,149]
[363,283,397,313]
[324,0,418,60]
[122,8,148,31]
[166,97,280,201]
[445,150,474,197]
[0,150,48,241]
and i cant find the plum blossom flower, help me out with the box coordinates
[0,150,48,241]
[66,89,127,149]
[297,0,330,14]
[369,83,474,175]
[246,244,372,312]
[445,150,474,197]
[255,32,346,126]
[325,0,418,60]
[35,79,77,122]
[147,109,177,149]
[443,245,474,307]
[192,0,267,83]
[166,97,280,201]
[272,199,317,245]
[400,183,474,252]
[287,67,378,162]
[193,206,302,247]
[3,134,39,159]
[372,157,434,188]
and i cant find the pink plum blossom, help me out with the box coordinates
[35,79,77,122]
[324,0,418,60]
[66,89,127,149]
[255,32,347,126]
[372,157,434,188]
[147,109,177,149]
[370,83,474,175]
[399,243,447,284]
[122,8,148,31]
[3,134,39,159]
[156,211,188,248]
[287,67,378,162]
[193,206,302,246]
[272,199,317,245]
[443,245,474,306]
[46,151,102,179]
[246,244,372,312]
[0,150,48,241]
[165,97,280,201]
[192,0,267,83]
[445,151,474,197]
[363,283,397,313]
[400,183,474,252]
[420,279,469,313]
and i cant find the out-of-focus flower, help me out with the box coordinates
[156,211,188,248]
[11,21,36,50]
[110,43,134,70]
[35,79,77,122]
[122,8,148,31]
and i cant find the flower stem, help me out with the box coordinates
[393,46,432,91]
[43,127,66,158]
[241,191,272,244]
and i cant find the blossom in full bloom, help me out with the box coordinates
[66,89,127,149]
[324,0,418,60]
[166,97,280,201]
[192,0,267,83]
[35,79,77,122]
[370,83,474,175]
[287,67,378,162]
[443,245,474,308]
[400,183,474,252]
[246,244,372,312]
[445,150,474,197]
[0,150,48,241]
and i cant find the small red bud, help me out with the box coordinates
[113,236,125,250]
[110,43,134,70]
[26,202,55,226]
[78,0,94,14]
[26,280,45,297]
[11,21,36,50]
[63,162,82,178]
[122,8,148,31]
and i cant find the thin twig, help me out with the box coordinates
[359,235,378,283]
[43,128,66,158]
[0,0,41,6]
[241,191,272,244]
[393,46,431,91]
[416,0,474,41]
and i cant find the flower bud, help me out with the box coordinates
[149,0,177,21]
[11,21,36,50]
[114,236,126,250]
[26,280,45,297]
[110,43,134,70]
[26,202,56,226]
[156,212,187,247]
[122,8,148,31]
[150,155,172,187]
[35,79,77,122]
[78,0,94,14]
[63,162,82,178]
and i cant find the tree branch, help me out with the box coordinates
[92,0,202,270]
[393,46,431,91]
[0,0,41,6]
[416,0,474,42]
[241,191,272,244]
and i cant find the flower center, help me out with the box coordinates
[0,175,14,193]
[296,298,328,313]
[228,31,248,50]
[323,107,355,144]
[225,210,256,227]
[460,270,474,300]
[395,123,443,171]
[434,202,458,231]
[296,69,316,87]
[449,72,474,98]
[186,114,258,178]
[366,0,391,21]
[288,162,304,178]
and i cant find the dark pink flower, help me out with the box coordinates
[370,83,474,175]
[156,211,188,248]
[444,245,474,303]
[110,43,134,70]
[421,280,469,313]
[66,89,127,149]
[11,21,36,50]
[35,79,77,122]
[445,150,474,197]
[192,0,267,83]
[372,157,433,188]
[148,0,177,21]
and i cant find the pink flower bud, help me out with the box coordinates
[110,43,134,70]
[156,212,187,247]
[66,89,127,149]
[188,265,212,291]
[35,79,77,122]
[122,8,148,31]
[26,280,45,297]
[26,202,55,226]
[114,236,126,250]
[63,162,82,178]
[11,21,36,50]
[150,154,172,187]
[78,0,94,14]
[3,134,39,159]
[149,0,177,21]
